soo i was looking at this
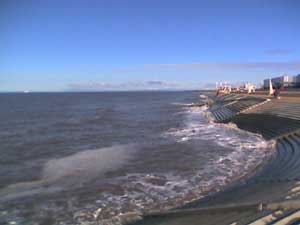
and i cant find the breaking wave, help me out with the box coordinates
[88,106,273,224]
[0,144,137,202]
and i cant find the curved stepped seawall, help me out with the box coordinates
[257,133,300,182]
[210,95,267,123]
[132,93,300,225]
[230,114,300,140]
[245,100,300,121]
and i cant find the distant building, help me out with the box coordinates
[244,83,255,93]
[297,74,300,87]
[216,82,231,94]
[263,78,272,89]
[263,75,297,89]
[216,82,255,94]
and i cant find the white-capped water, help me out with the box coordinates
[69,106,273,224]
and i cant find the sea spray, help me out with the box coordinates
[0,144,137,203]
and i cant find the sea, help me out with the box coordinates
[0,91,271,225]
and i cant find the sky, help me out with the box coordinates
[1,0,300,91]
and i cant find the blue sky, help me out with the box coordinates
[1,0,299,91]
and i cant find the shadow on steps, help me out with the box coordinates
[230,113,300,140]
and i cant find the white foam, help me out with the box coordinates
[164,107,268,153]
[43,144,136,184]
[171,102,199,107]
[0,144,136,202]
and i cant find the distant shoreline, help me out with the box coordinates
[0,89,209,94]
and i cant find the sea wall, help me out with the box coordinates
[209,93,300,140]
[131,93,300,225]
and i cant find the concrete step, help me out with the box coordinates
[271,210,300,225]
[216,109,227,121]
[280,136,300,178]
[288,135,300,180]
[259,141,285,180]
[212,111,220,121]
[272,138,297,179]
[247,210,283,225]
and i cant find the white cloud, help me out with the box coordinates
[264,49,294,55]
[68,80,206,91]
[115,61,300,73]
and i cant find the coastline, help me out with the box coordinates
[131,92,300,225]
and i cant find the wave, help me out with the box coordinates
[43,144,136,183]
[166,105,274,182]
[91,106,274,224]
[171,102,197,107]
[0,144,137,203]
[199,94,207,99]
